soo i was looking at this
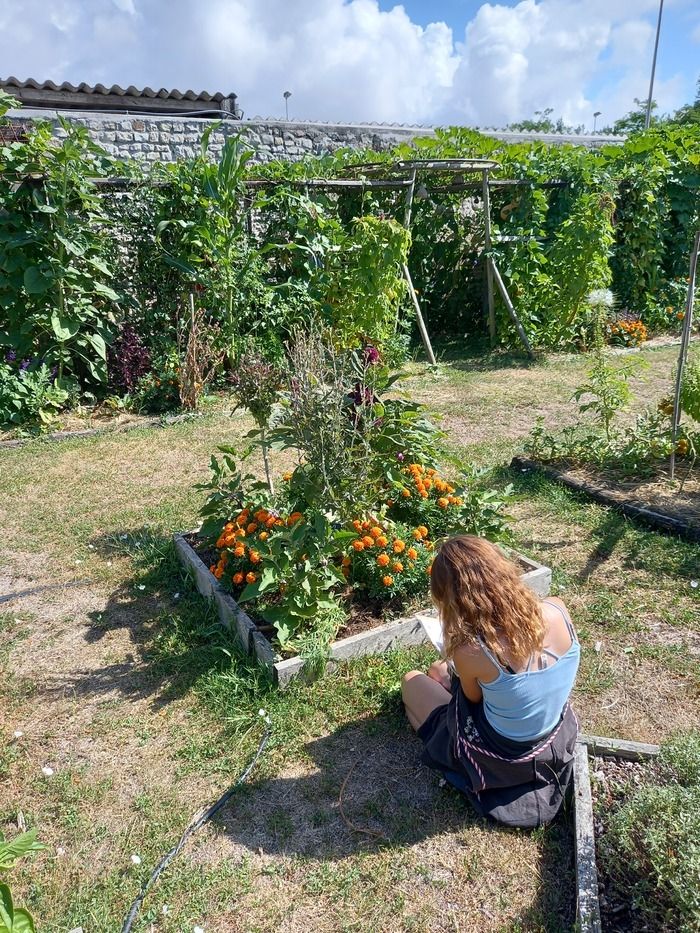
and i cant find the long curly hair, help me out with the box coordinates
[430,535,546,665]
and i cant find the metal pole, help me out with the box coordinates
[482,168,496,345]
[403,168,417,228]
[644,0,664,130]
[670,230,700,479]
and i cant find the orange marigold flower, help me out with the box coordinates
[377,553,391,567]
[370,526,383,539]
[352,519,364,532]
[401,488,411,499]
[249,550,261,564]
[410,463,424,474]
[220,552,229,565]
[407,547,418,560]
[259,531,269,541]
[418,526,428,537]
[376,535,388,548]
[362,520,372,531]
[392,561,404,572]
[232,572,244,585]
[427,564,433,575]
[420,490,429,498]
[209,564,216,573]
[216,537,225,548]
[288,512,303,525]
[426,468,436,477]
[247,522,258,534]
[245,572,257,584]
[382,575,394,586]
[424,541,434,551]
[282,472,293,481]
[233,545,246,558]
[437,497,449,509]
[265,517,277,528]
[454,497,463,506]
[224,522,235,531]
[341,556,352,568]
[274,518,285,527]
[413,529,423,540]
[393,540,406,553]
[423,479,432,490]
[362,535,375,548]
[214,567,224,580]
[352,539,365,552]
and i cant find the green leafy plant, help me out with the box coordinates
[0,360,69,427]
[0,120,118,386]
[0,828,45,933]
[681,356,700,422]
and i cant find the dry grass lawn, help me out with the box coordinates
[1,342,698,931]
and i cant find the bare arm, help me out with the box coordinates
[452,644,486,703]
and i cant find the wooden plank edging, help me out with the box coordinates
[579,734,660,760]
[574,743,602,933]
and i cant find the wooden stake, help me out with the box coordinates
[403,263,436,365]
[489,257,534,358]
[482,169,496,345]
[670,229,700,480]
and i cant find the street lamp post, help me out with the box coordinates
[593,111,602,133]
[645,0,664,130]
[283,90,292,121]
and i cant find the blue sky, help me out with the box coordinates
[1,1,699,127]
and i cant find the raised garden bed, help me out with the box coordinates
[574,735,661,933]
[174,531,551,687]
[513,456,700,543]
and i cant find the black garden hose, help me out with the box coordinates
[121,728,270,933]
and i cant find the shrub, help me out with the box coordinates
[681,356,700,423]
[0,358,69,427]
[108,323,152,394]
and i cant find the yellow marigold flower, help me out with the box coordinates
[393,540,406,553]
[282,472,293,481]
[401,488,411,499]
[259,531,269,541]
[437,497,449,509]
[352,539,365,552]
[407,547,418,561]
[370,526,383,539]
[362,535,375,548]
[382,575,394,586]
[376,535,388,548]
[392,561,404,572]
[377,553,391,567]
[245,571,257,584]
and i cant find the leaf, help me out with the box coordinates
[0,884,13,930]
[92,282,119,301]
[84,331,107,360]
[55,232,85,257]
[9,910,35,933]
[50,312,80,342]
[23,266,52,295]
[0,830,44,870]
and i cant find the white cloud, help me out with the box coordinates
[0,0,690,126]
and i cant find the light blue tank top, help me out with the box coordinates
[477,601,580,743]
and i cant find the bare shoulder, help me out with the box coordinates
[541,596,576,650]
[453,642,492,678]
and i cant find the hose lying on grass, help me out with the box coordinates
[121,728,270,933]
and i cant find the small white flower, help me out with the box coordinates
[691,581,698,589]
[130,854,142,865]
[13,730,23,738]
[137,585,145,591]
[162,905,169,916]
[57,846,65,856]
[106,561,112,567]
[258,708,266,717]
[41,766,54,777]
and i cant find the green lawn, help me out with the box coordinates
[1,343,698,931]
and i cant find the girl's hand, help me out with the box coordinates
[427,660,452,691]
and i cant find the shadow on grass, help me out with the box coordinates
[215,712,575,930]
[499,466,700,583]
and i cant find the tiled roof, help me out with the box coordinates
[2,77,234,103]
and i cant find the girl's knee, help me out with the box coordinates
[401,669,423,696]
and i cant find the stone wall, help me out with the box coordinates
[5,108,621,164]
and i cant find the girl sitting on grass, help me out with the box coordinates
[402,535,580,828]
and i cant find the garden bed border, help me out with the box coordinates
[512,456,700,543]
[573,734,660,933]
[0,412,203,449]
[174,532,552,687]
